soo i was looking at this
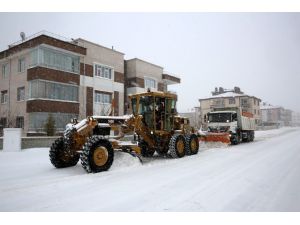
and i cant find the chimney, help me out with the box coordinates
[212,87,218,96]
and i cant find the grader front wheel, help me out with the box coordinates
[49,137,79,168]
[80,137,114,173]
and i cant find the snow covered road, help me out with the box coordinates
[0,127,300,211]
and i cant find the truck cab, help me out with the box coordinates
[207,111,238,133]
[206,108,255,145]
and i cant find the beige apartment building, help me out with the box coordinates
[260,103,295,127]
[199,87,262,127]
[0,32,125,136]
[124,58,180,113]
[0,31,180,136]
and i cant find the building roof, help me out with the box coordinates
[199,91,261,101]
[0,31,86,59]
[126,58,164,69]
[75,38,125,55]
[260,105,283,110]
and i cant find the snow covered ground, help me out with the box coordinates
[0,127,300,212]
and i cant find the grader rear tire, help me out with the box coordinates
[169,134,186,158]
[80,136,114,173]
[185,134,199,155]
[49,137,79,168]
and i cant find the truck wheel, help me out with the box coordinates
[49,137,79,168]
[231,133,241,145]
[139,140,155,157]
[80,136,114,173]
[169,134,186,158]
[247,131,252,142]
[185,134,199,155]
[250,131,255,141]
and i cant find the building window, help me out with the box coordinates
[29,112,77,133]
[1,90,8,104]
[145,77,156,89]
[2,63,9,79]
[16,116,24,128]
[229,97,235,105]
[0,117,7,129]
[95,91,112,104]
[254,109,257,115]
[17,87,25,101]
[29,80,78,102]
[18,58,25,72]
[241,98,249,107]
[212,99,225,107]
[30,47,80,73]
[94,64,112,79]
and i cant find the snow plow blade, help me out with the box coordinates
[199,133,231,144]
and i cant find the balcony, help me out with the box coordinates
[162,72,181,85]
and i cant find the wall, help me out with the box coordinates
[126,58,163,81]
[77,39,124,73]
[0,136,59,150]
[0,48,31,135]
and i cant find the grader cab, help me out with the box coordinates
[49,91,199,173]
[129,91,199,158]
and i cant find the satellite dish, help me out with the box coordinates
[20,32,26,41]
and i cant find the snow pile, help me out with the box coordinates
[255,127,298,140]
[199,141,229,149]
[110,151,142,171]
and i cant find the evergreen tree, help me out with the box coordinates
[44,114,56,136]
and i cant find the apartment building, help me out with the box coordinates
[124,58,180,113]
[199,86,261,127]
[292,112,300,126]
[0,33,85,135]
[0,32,125,136]
[260,103,291,127]
[0,32,180,136]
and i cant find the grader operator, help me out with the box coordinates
[49,91,199,173]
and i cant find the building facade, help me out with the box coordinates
[260,103,295,127]
[75,38,125,118]
[179,107,201,129]
[0,32,180,136]
[292,111,300,126]
[199,87,261,128]
[124,58,180,114]
[0,33,86,135]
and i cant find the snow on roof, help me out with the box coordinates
[260,105,283,110]
[208,110,237,114]
[200,92,246,100]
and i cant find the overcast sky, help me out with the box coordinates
[1,12,300,112]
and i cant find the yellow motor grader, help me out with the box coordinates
[49,91,199,173]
